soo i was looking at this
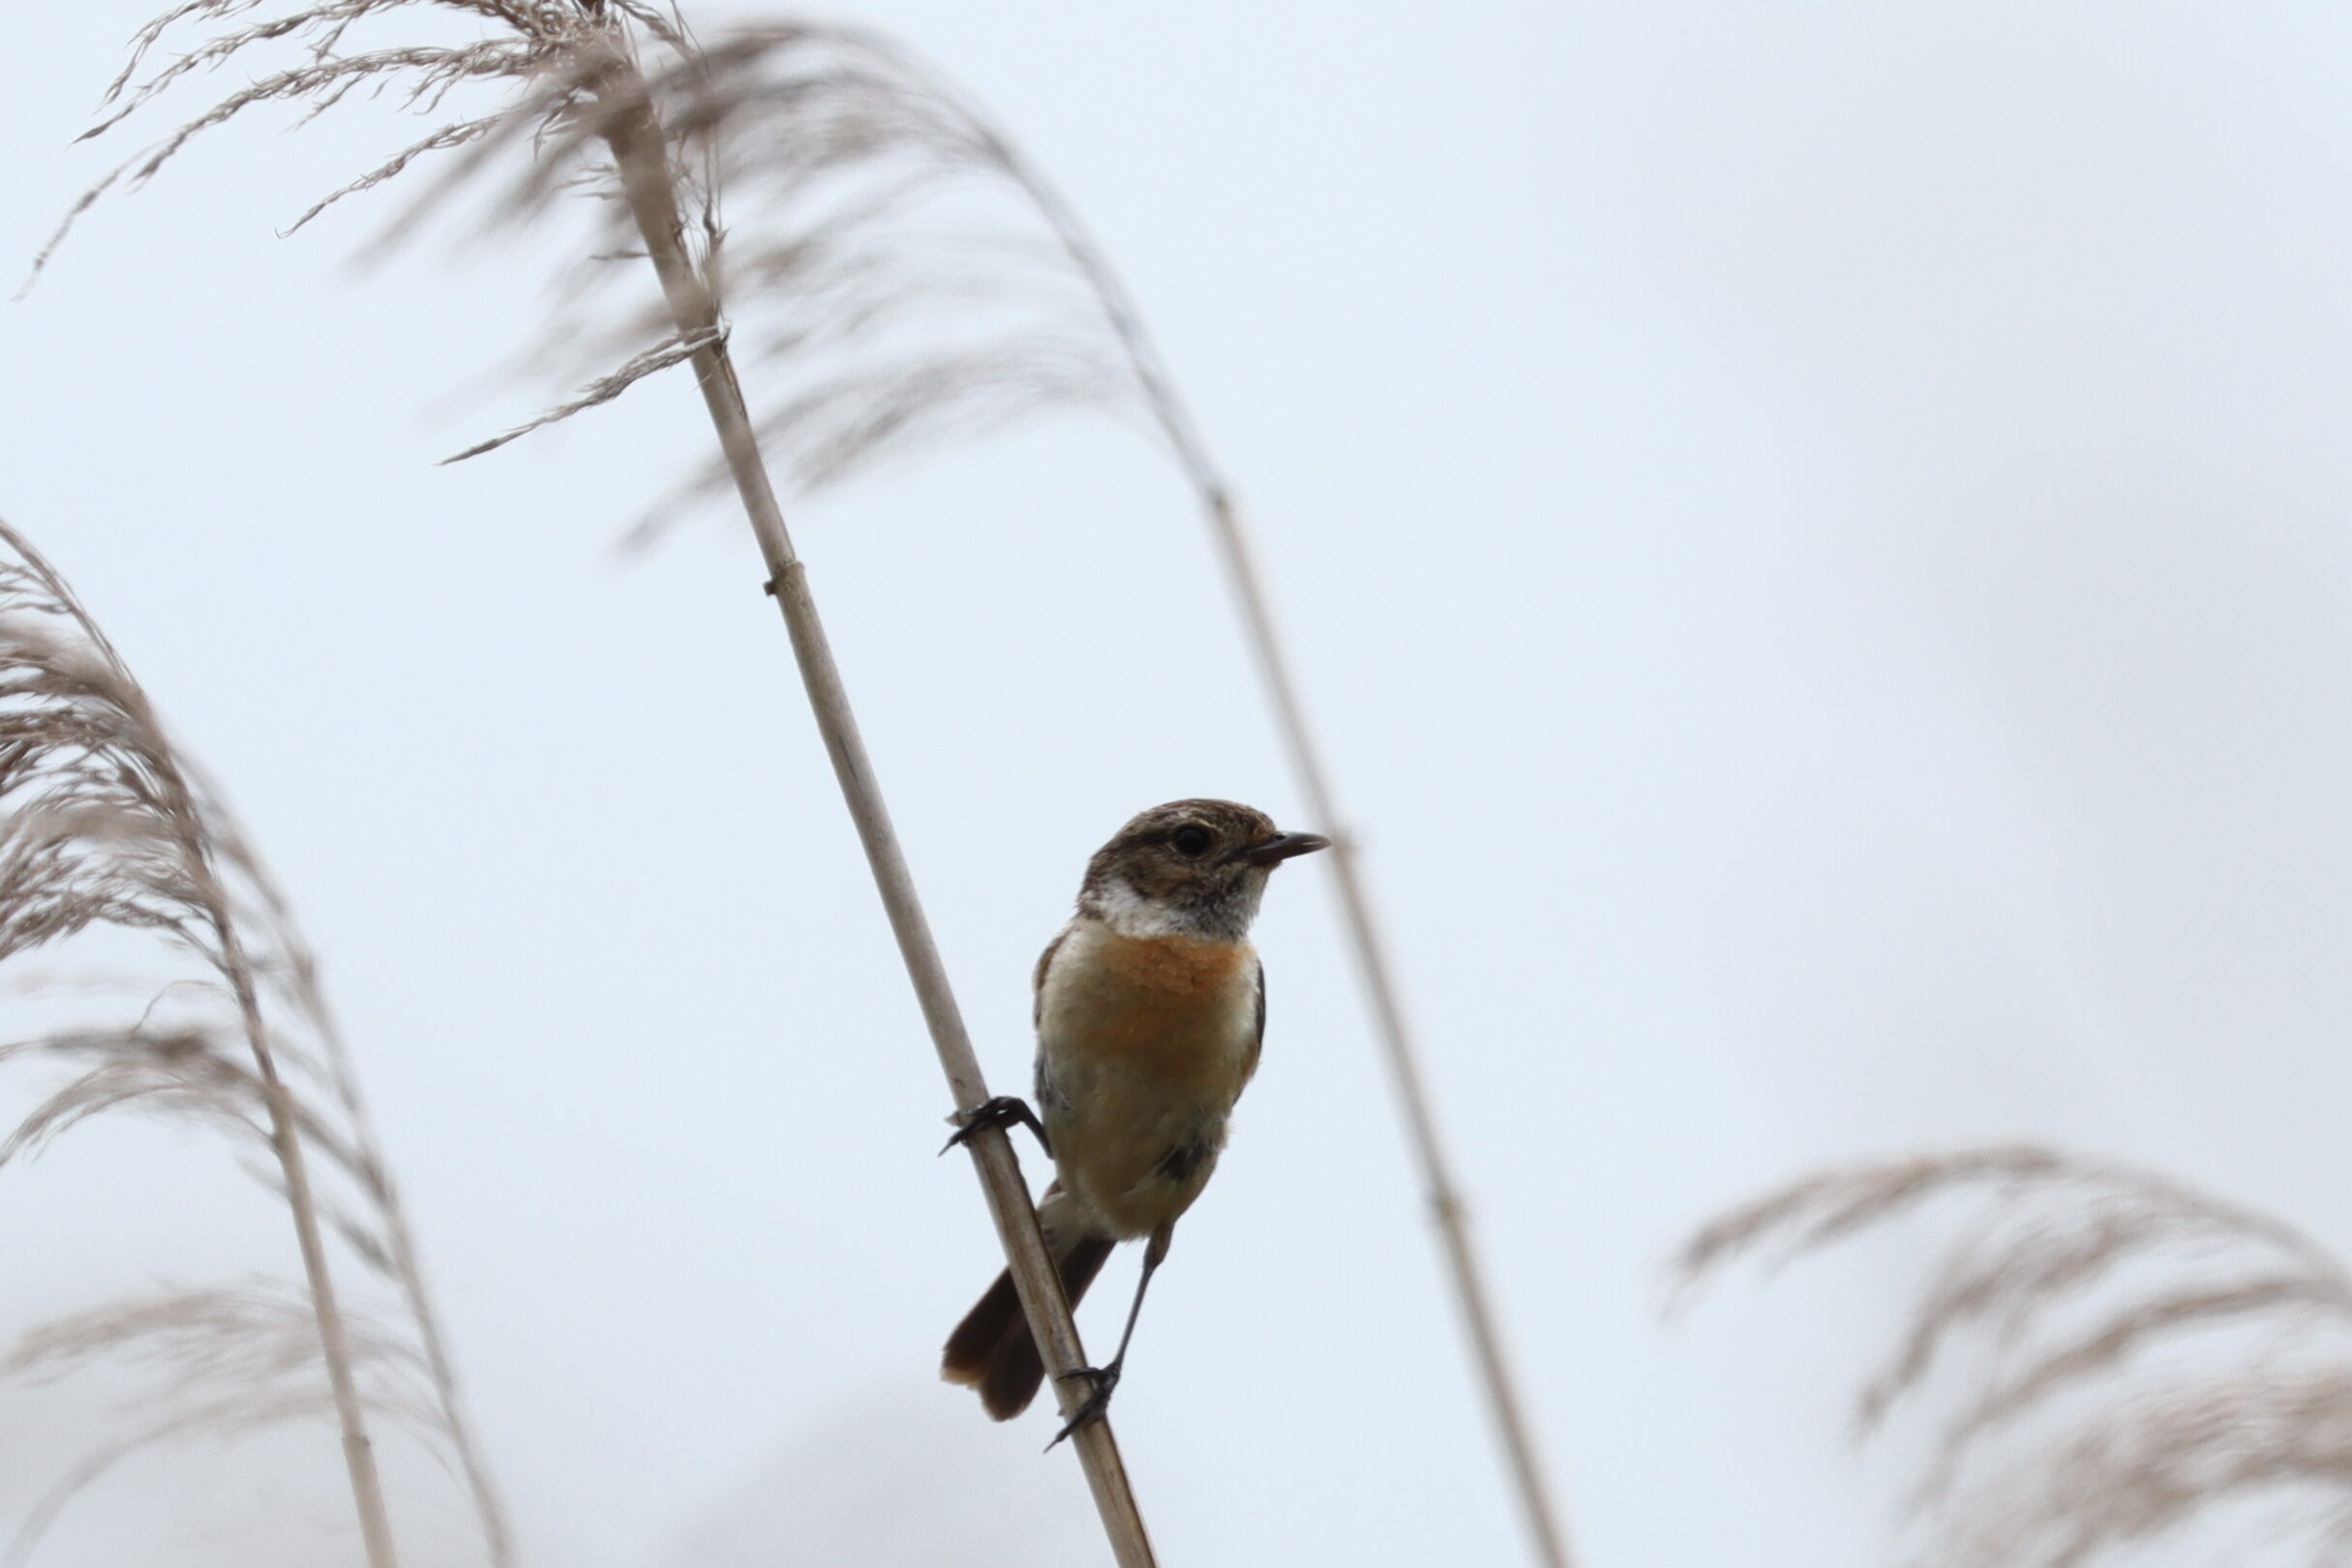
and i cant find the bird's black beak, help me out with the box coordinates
[1245,830,1331,866]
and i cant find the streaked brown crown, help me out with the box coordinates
[1077,799,1317,941]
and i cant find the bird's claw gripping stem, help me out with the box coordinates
[940,1095,1052,1157]
[1045,1363,1121,1450]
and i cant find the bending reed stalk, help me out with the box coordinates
[153,734,400,1568]
[220,954,401,1568]
[587,44,1159,1568]
[993,139,1579,1568]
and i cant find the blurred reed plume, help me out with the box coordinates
[437,24,1144,503]
[1676,1144,2352,1568]
[0,518,505,1568]
[46,6,1163,1561]
[35,12,1135,497]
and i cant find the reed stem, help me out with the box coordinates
[588,43,1159,1568]
[177,799,400,1568]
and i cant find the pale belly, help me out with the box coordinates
[1034,920,1260,1239]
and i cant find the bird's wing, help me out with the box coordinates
[1242,956,1266,1093]
[1031,926,1069,1029]
[1030,927,1073,1111]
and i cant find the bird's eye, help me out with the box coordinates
[1170,825,1214,858]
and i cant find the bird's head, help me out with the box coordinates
[1078,799,1329,941]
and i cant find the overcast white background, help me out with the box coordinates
[4,2,2351,1565]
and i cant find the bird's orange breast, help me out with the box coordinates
[1040,925,1257,1090]
[1094,927,1251,996]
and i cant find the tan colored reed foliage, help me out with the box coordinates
[38,12,1134,495]
[1677,1143,2352,1567]
[0,518,507,1567]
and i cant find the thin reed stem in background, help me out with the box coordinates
[1675,1143,2352,1568]
[1003,152,1583,1568]
[0,519,507,1567]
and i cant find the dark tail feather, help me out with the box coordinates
[942,1235,1114,1420]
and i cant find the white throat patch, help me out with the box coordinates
[1090,874,1263,942]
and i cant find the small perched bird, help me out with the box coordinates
[941,799,1328,1437]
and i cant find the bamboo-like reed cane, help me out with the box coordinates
[587,46,1161,1568]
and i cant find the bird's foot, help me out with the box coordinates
[940,1096,1052,1157]
[1044,1363,1122,1450]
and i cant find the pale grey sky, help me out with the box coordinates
[5,3,2352,1566]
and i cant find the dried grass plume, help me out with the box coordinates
[1676,1144,2352,1568]
[0,517,507,1566]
